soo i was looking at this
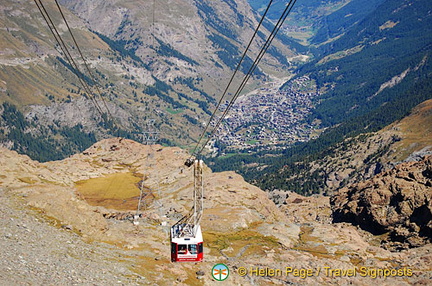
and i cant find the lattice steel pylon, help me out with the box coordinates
[142,119,159,145]
[171,159,204,238]
[134,119,160,225]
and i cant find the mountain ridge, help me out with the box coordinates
[0,0,304,161]
[1,137,431,284]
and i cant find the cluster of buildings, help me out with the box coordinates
[214,76,321,152]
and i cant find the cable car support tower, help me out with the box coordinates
[170,159,204,262]
[169,0,297,262]
[134,119,160,225]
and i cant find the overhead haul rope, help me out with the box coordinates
[34,0,121,134]
[134,0,163,226]
[33,0,104,115]
[53,0,116,126]
[189,0,297,159]
[190,0,274,158]
[196,0,298,156]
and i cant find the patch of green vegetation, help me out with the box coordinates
[166,107,184,115]
[173,76,215,104]
[207,33,260,75]
[93,30,146,67]
[182,114,198,125]
[155,38,198,66]
[195,2,238,40]
[0,102,97,162]
[143,77,187,110]
[217,153,238,159]
[56,56,94,86]
[317,45,364,65]
[246,139,258,145]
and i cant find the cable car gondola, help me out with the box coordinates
[170,159,204,262]
[171,224,203,262]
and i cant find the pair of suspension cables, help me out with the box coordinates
[34,0,298,151]
[33,0,119,132]
[189,0,297,161]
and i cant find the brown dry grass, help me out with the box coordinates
[391,99,432,161]
[75,172,143,210]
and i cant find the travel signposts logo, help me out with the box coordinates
[212,263,229,281]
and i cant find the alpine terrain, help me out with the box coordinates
[0,0,431,285]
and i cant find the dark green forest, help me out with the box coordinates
[0,102,96,162]
[0,102,146,162]
[301,0,432,127]
[208,0,432,195]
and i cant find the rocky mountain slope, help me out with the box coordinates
[332,155,432,250]
[277,98,432,196]
[1,138,431,285]
[0,0,302,160]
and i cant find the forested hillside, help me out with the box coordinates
[303,0,432,127]
[209,0,432,195]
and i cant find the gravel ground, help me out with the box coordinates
[0,188,145,286]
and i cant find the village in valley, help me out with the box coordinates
[213,75,322,154]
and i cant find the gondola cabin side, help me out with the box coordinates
[171,224,203,262]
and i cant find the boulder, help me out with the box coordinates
[331,155,432,249]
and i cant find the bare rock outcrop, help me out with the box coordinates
[331,155,432,250]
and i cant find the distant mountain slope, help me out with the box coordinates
[310,0,386,45]
[297,0,432,127]
[248,0,350,44]
[209,0,432,195]
[0,0,299,161]
[266,98,432,196]
[58,0,295,84]
[248,0,386,46]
